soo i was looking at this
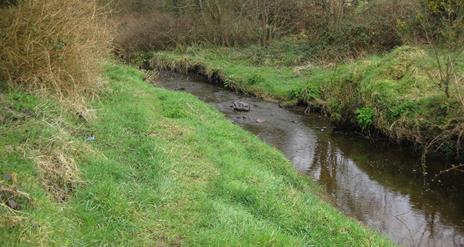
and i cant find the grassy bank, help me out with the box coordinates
[151,45,464,157]
[151,46,309,100]
[0,64,392,246]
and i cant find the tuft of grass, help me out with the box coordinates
[0,64,393,246]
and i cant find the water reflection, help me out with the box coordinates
[307,135,464,247]
[158,73,464,247]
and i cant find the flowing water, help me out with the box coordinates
[158,73,464,247]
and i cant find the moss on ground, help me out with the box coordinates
[0,64,393,246]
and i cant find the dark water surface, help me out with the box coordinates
[158,73,464,247]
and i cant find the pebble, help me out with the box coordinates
[7,199,20,210]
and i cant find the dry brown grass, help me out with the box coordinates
[31,126,88,202]
[0,182,32,212]
[1,172,33,227]
[30,134,90,202]
[0,0,112,98]
[35,151,81,202]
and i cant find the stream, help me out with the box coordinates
[158,72,464,247]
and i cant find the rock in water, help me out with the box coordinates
[233,101,250,112]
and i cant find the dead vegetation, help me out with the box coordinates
[0,92,90,203]
[28,127,87,203]
[0,172,33,227]
[34,146,83,202]
[27,105,91,202]
[0,0,112,98]
[0,174,32,212]
[0,0,110,204]
[111,0,420,62]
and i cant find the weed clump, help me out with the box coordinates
[356,107,375,130]
[0,0,112,97]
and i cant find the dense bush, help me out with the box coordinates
[114,0,422,62]
[0,0,112,97]
[112,0,304,60]
[112,0,444,62]
[110,0,455,63]
[302,0,418,61]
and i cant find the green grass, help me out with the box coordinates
[0,64,393,246]
[152,45,464,156]
[153,46,309,100]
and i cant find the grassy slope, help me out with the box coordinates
[152,45,464,154]
[0,65,393,246]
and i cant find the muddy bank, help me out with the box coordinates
[157,72,464,247]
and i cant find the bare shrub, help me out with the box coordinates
[418,0,464,163]
[114,11,192,62]
[302,0,418,60]
[113,0,306,60]
[0,0,112,98]
[246,0,304,47]
[419,0,464,98]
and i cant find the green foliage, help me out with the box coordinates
[0,64,393,246]
[389,101,418,119]
[356,107,375,130]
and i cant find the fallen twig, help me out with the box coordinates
[433,164,464,180]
